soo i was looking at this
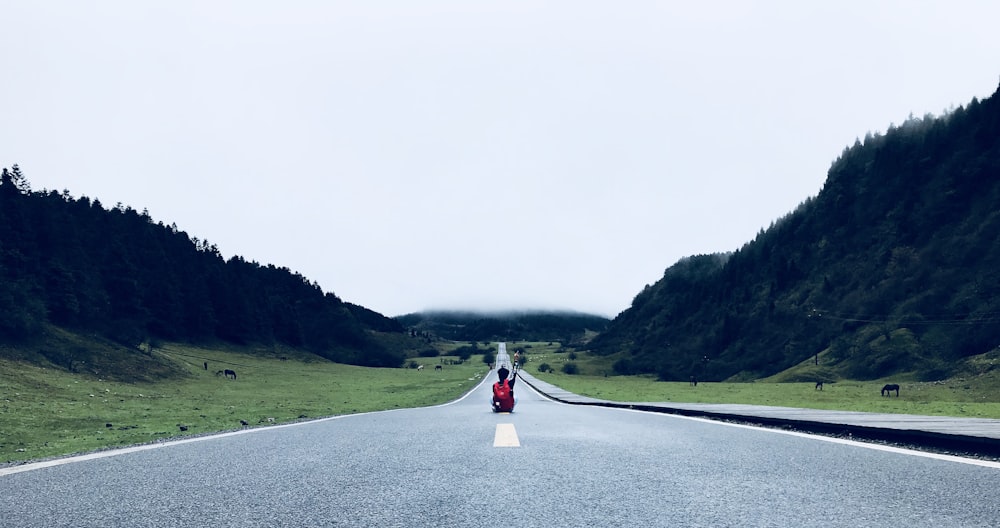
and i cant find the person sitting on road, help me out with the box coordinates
[492,365,517,412]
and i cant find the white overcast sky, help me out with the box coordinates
[2,1,999,318]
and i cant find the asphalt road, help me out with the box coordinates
[3,353,1000,526]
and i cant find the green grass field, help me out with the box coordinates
[521,341,1000,417]
[0,343,489,465]
[530,372,1000,417]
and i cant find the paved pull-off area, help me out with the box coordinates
[518,371,1000,457]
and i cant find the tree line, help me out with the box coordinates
[396,310,609,344]
[0,168,405,368]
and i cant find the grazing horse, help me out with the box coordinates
[690,376,698,387]
[435,365,442,371]
[815,381,823,390]
[224,369,237,380]
[881,383,899,397]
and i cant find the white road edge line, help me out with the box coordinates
[0,411,359,477]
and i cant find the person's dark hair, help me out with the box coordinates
[497,366,510,380]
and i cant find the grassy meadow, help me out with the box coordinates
[1,343,489,465]
[519,341,1000,418]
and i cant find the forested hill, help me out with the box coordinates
[396,310,609,344]
[590,82,1000,382]
[0,170,405,368]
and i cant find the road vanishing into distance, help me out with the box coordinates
[2,344,999,527]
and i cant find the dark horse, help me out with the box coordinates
[224,369,237,380]
[881,384,899,397]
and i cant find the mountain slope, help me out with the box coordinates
[0,170,406,369]
[591,82,1000,382]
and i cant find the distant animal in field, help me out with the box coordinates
[224,369,237,380]
[881,383,899,397]
[416,365,424,371]
[204,362,208,370]
[690,376,698,386]
[215,370,224,377]
[815,381,823,390]
[435,365,442,371]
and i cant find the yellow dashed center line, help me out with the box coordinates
[493,423,520,447]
